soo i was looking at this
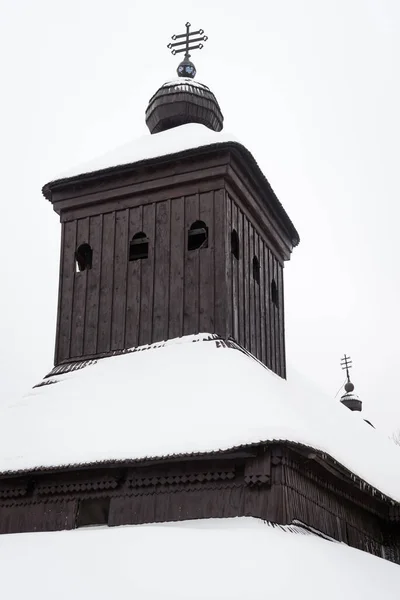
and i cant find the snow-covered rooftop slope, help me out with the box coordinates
[1,518,399,600]
[162,77,212,90]
[55,123,239,182]
[1,334,400,502]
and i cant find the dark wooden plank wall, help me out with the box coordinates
[1,481,387,559]
[53,223,65,366]
[0,500,76,534]
[281,458,385,557]
[0,448,397,564]
[213,189,228,335]
[199,191,215,333]
[125,206,142,348]
[231,202,239,340]
[57,220,76,361]
[169,197,185,339]
[56,189,227,364]
[83,215,102,355]
[70,217,89,357]
[270,249,277,373]
[55,188,285,375]
[139,203,156,345]
[153,200,171,341]
[98,212,115,353]
[183,194,199,335]
[226,194,285,377]
[109,485,283,527]
[111,209,129,350]
[277,261,286,378]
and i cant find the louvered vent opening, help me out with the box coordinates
[252,256,260,284]
[75,243,93,272]
[129,232,149,261]
[271,279,279,307]
[231,229,239,260]
[188,220,208,251]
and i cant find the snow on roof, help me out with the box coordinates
[1,334,400,503]
[162,77,211,90]
[2,517,399,599]
[53,123,239,183]
[43,122,300,246]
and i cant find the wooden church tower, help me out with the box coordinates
[42,26,299,380]
[2,24,399,566]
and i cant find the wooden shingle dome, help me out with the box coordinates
[145,78,224,134]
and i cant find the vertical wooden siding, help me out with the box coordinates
[56,189,285,377]
[57,220,76,362]
[282,459,385,556]
[56,190,228,364]
[83,215,102,356]
[111,209,129,350]
[226,194,286,377]
[0,500,77,534]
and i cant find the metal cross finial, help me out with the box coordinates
[167,22,208,60]
[340,354,353,382]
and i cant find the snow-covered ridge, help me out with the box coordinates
[2,518,399,599]
[49,123,240,185]
[1,334,400,503]
[162,77,211,90]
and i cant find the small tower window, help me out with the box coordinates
[188,221,208,251]
[129,232,149,261]
[231,229,239,260]
[75,243,92,272]
[271,279,279,307]
[252,256,260,284]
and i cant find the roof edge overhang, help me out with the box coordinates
[0,439,397,510]
[42,141,300,248]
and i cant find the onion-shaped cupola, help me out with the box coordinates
[340,380,362,412]
[145,22,224,134]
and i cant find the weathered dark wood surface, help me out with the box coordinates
[51,150,293,377]
[49,151,291,366]
[145,83,224,134]
[0,444,397,563]
[53,192,286,374]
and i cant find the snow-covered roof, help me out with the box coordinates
[2,517,399,599]
[50,123,239,184]
[162,77,212,90]
[42,122,300,246]
[1,334,400,503]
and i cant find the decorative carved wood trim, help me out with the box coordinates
[0,482,28,499]
[244,452,271,486]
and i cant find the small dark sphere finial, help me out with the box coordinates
[177,58,196,78]
[344,381,355,393]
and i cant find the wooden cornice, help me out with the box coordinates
[44,142,299,256]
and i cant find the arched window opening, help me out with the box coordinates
[271,279,279,307]
[231,229,239,260]
[129,232,149,261]
[75,243,93,272]
[188,220,208,251]
[252,256,260,284]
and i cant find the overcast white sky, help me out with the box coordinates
[0,0,399,433]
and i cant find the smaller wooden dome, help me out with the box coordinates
[340,389,362,412]
[145,78,224,134]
